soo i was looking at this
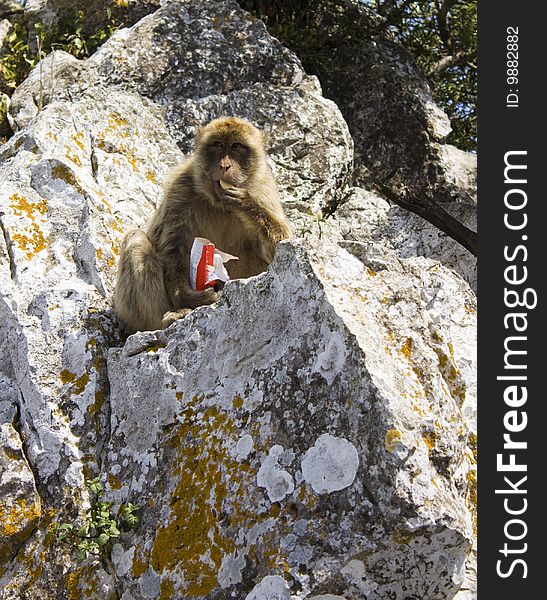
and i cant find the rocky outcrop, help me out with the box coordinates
[0,0,476,598]
[98,241,476,600]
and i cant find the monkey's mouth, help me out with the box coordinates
[219,179,233,189]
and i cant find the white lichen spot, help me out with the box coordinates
[301,434,359,494]
[235,434,253,461]
[245,575,291,600]
[218,551,246,588]
[312,327,347,385]
[111,543,135,577]
[64,461,84,487]
[340,559,376,595]
[257,445,295,502]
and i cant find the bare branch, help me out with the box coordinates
[375,182,477,256]
[437,0,457,51]
[428,50,474,76]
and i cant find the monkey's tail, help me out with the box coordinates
[113,229,171,332]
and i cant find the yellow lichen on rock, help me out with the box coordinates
[0,496,42,563]
[385,428,402,452]
[149,401,257,598]
[9,193,48,259]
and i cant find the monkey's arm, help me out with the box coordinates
[223,186,291,244]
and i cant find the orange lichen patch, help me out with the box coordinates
[175,392,184,401]
[61,370,91,396]
[464,301,476,314]
[146,169,158,184]
[160,578,176,599]
[422,430,437,451]
[433,346,466,405]
[366,267,377,276]
[108,114,129,128]
[400,337,413,359]
[11,544,45,590]
[65,566,101,600]
[0,497,41,538]
[232,395,244,409]
[132,546,148,578]
[107,473,122,490]
[96,248,104,261]
[12,228,46,259]
[110,218,123,233]
[65,571,81,600]
[65,147,82,167]
[73,373,90,395]
[468,433,477,463]
[392,529,415,545]
[9,193,48,259]
[126,152,139,172]
[385,428,402,452]
[10,193,47,218]
[72,132,86,152]
[150,400,256,598]
[60,369,77,384]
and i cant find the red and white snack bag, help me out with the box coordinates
[189,237,237,290]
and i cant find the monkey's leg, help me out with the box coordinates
[113,229,171,332]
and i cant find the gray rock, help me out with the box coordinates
[0,0,476,596]
[0,414,41,564]
[330,187,477,290]
[9,0,352,213]
[100,241,476,599]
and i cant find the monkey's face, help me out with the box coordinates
[194,117,266,203]
[204,140,252,197]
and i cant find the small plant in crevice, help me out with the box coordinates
[1,7,119,140]
[55,477,140,562]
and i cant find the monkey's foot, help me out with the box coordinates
[161,309,192,329]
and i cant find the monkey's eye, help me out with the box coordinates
[210,141,223,149]
[231,143,246,150]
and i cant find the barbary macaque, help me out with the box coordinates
[113,117,291,333]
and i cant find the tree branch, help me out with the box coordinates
[428,50,473,76]
[437,0,457,51]
[375,182,477,256]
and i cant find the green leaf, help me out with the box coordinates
[109,525,121,537]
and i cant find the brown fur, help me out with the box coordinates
[113,117,291,333]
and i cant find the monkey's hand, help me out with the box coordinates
[222,186,248,211]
